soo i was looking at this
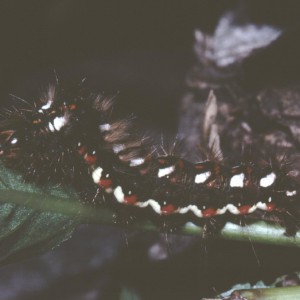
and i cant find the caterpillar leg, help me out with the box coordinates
[282,211,300,237]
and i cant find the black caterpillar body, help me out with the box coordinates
[1,86,300,236]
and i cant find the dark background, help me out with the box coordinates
[1,0,300,129]
[2,1,300,299]
[0,0,237,135]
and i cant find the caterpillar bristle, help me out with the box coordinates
[40,84,56,104]
[93,93,117,113]
[0,84,300,236]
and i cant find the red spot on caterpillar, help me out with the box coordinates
[158,158,166,165]
[238,205,252,215]
[195,164,205,170]
[170,177,179,184]
[84,154,97,165]
[69,104,77,110]
[266,203,276,212]
[139,167,150,176]
[99,179,113,189]
[161,204,176,214]
[202,208,217,217]
[124,194,138,205]
[214,164,221,175]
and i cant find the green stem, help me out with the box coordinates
[1,189,300,247]
[226,286,300,300]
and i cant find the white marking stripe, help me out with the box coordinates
[260,172,276,187]
[114,186,125,203]
[216,206,227,215]
[111,187,275,217]
[179,205,203,217]
[137,200,161,214]
[225,204,240,215]
[110,191,274,216]
[41,101,52,110]
[286,190,297,197]
[256,201,268,211]
[221,204,257,215]
[247,205,257,214]
[48,122,55,132]
[92,167,103,184]
[178,202,263,217]
[158,165,175,178]
[99,123,111,132]
[230,173,245,188]
[179,203,257,217]
[130,158,145,167]
[195,171,211,184]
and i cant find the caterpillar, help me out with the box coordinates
[1,85,300,236]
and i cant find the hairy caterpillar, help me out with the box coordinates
[1,85,300,236]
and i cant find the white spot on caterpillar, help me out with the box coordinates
[99,123,111,132]
[158,165,175,178]
[179,205,203,217]
[226,204,240,215]
[10,138,18,145]
[216,206,227,215]
[195,171,211,184]
[260,172,276,187]
[114,186,124,203]
[286,190,297,197]
[256,201,268,211]
[38,101,52,112]
[137,200,161,214]
[113,144,125,154]
[92,167,103,184]
[53,116,67,131]
[48,122,55,132]
[130,158,145,167]
[230,173,245,188]
[247,205,257,214]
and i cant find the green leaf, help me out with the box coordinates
[0,162,79,265]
